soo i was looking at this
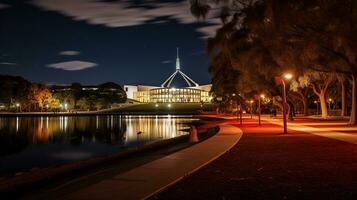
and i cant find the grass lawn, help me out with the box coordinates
[109,103,215,114]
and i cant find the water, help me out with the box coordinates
[0,115,197,175]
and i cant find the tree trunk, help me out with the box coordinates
[288,101,294,120]
[349,72,357,125]
[319,92,328,119]
[341,79,347,116]
[302,96,309,116]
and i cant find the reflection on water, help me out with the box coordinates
[0,115,196,174]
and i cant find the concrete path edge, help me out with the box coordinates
[144,124,243,199]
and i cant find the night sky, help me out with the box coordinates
[0,0,220,86]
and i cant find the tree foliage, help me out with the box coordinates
[191,0,357,122]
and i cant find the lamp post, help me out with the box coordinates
[16,103,20,112]
[250,100,254,119]
[256,94,265,126]
[275,73,293,134]
[328,98,333,110]
[314,100,319,115]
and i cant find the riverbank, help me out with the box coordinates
[0,121,219,198]
[0,103,215,117]
[153,117,357,199]
[64,124,241,200]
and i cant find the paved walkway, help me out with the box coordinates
[154,118,357,199]
[65,124,243,200]
[263,117,357,144]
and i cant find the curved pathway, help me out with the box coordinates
[65,124,243,200]
[153,118,357,199]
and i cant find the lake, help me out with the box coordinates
[0,115,197,175]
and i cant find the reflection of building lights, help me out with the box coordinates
[16,117,19,132]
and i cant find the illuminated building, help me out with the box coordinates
[124,49,212,103]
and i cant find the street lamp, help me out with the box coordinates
[246,100,254,119]
[328,98,333,110]
[314,100,319,115]
[275,73,293,134]
[232,93,240,123]
[46,104,49,111]
[64,103,68,111]
[16,103,20,112]
[255,94,265,126]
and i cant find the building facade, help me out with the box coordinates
[124,49,212,103]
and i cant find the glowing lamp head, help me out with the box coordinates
[155,104,159,107]
[16,103,20,107]
[260,94,265,99]
[284,73,293,80]
[167,104,172,108]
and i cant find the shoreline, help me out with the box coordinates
[0,111,206,117]
[0,121,220,197]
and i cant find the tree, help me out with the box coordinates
[49,98,61,110]
[294,71,335,119]
[34,84,53,111]
[263,0,357,124]
[290,78,311,116]
[0,75,32,109]
[77,97,90,110]
[52,90,75,108]
[337,75,349,116]
[190,0,357,123]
